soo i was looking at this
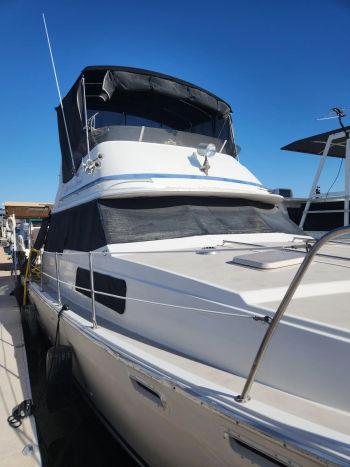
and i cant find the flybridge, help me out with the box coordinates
[50,65,278,212]
[57,66,235,182]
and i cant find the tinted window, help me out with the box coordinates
[75,268,126,314]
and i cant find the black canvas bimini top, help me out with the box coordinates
[281,126,350,158]
[77,66,232,115]
[57,66,233,182]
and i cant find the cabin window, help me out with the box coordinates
[75,268,126,314]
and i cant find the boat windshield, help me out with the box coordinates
[87,109,235,156]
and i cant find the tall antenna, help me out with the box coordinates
[42,13,76,175]
[317,106,349,140]
[317,106,348,121]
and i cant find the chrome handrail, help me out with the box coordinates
[55,252,61,306]
[235,225,350,403]
[88,251,97,328]
[47,249,98,328]
[40,253,43,292]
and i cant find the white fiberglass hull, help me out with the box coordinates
[29,283,348,467]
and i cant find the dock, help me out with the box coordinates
[0,246,41,466]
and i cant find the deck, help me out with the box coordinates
[121,234,350,331]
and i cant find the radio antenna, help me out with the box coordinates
[42,13,76,175]
[317,106,349,140]
[317,106,348,121]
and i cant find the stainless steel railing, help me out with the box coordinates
[54,252,61,306]
[235,225,350,403]
[88,251,97,328]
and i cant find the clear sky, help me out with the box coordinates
[1,0,349,203]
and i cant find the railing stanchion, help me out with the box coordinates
[236,225,350,403]
[89,252,97,328]
[55,252,61,305]
[40,250,44,291]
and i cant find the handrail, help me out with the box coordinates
[55,252,61,306]
[39,242,316,257]
[88,251,97,328]
[235,225,350,403]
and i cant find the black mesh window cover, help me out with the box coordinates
[45,197,303,253]
[99,197,303,244]
[75,268,126,314]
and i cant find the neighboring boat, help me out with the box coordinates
[2,202,52,270]
[29,66,350,466]
[278,123,350,237]
[283,192,346,236]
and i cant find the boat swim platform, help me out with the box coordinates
[0,246,41,466]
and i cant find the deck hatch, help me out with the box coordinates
[232,250,305,269]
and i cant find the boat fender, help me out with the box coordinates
[46,344,73,412]
[46,304,72,411]
[22,304,39,337]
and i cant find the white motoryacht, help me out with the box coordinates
[29,66,350,466]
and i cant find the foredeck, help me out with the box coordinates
[121,236,350,331]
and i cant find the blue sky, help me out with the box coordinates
[1,0,349,202]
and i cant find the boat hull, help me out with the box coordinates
[30,285,327,467]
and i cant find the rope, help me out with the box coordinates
[7,400,34,428]
[22,248,41,306]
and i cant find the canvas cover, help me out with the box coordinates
[57,66,232,182]
[282,126,350,158]
[45,197,302,253]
